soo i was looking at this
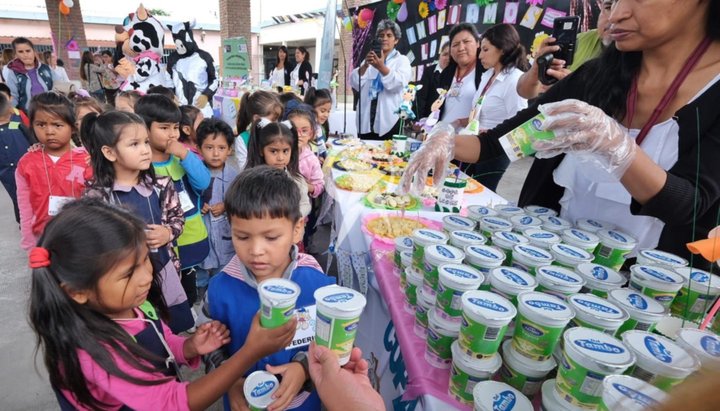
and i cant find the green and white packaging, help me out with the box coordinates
[598,375,667,411]
[423,244,465,296]
[500,339,556,397]
[524,205,558,218]
[550,243,594,269]
[499,113,556,162]
[472,381,533,411]
[494,205,526,219]
[464,244,506,279]
[575,263,627,298]
[491,231,530,266]
[314,285,367,365]
[540,379,578,411]
[512,292,575,361]
[608,288,667,337]
[593,229,637,270]
[539,215,573,234]
[561,229,601,254]
[258,279,300,328]
[467,205,498,222]
[671,267,720,321]
[244,371,280,411]
[511,244,554,276]
[459,290,516,358]
[535,266,586,298]
[449,230,486,250]
[443,214,476,233]
[399,251,413,291]
[674,328,720,372]
[436,264,484,321]
[394,236,414,269]
[415,287,436,338]
[510,215,543,233]
[479,216,513,239]
[636,249,688,270]
[449,341,502,405]
[523,228,562,250]
[425,308,460,368]
[576,218,615,233]
[567,293,629,335]
[628,265,685,308]
[405,267,423,311]
[411,228,448,273]
[489,267,538,307]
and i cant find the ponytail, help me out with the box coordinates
[236,92,253,134]
[237,90,283,134]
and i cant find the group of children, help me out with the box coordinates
[5,83,343,410]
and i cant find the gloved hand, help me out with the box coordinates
[534,99,637,179]
[398,122,455,195]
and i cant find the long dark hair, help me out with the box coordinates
[236,90,283,134]
[482,23,530,72]
[276,45,290,68]
[245,120,300,179]
[295,46,309,64]
[29,91,80,147]
[304,87,332,135]
[179,105,202,145]
[79,51,95,82]
[29,198,169,410]
[447,23,480,67]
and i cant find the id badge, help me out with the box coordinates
[48,195,74,216]
[178,190,194,213]
[286,305,317,350]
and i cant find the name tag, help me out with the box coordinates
[286,305,317,350]
[48,195,74,216]
[178,190,195,213]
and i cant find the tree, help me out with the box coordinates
[148,8,169,16]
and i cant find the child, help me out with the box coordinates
[29,197,296,411]
[115,90,142,112]
[232,90,283,171]
[303,88,332,159]
[0,83,30,127]
[72,95,104,137]
[82,110,194,334]
[15,92,89,251]
[204,166,335,411]
[287,106,324,199]
[135,94,211,307]
[245,119,311,219]
[0,91,34,223]
[196,118,239,300]
[179,105,203,156]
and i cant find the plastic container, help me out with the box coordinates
[449,341,503,405]
[576,218,615,233]
[671,267,720,321]
[500,339,556,397]
[494,205,526,219]
[399,251,413,289]
[411,228,448,272]
[598,375,668,411]
[405,267,423,312]
[674,328,720,372]
[524,205,558,218]
[479,216,513,239]
[550,243,594,269]
[512,292,575,361]
[556,327,635,409]
[244,371,280,411]
[436,264,484,321]
[636,249,689,269]
[608,289,667,337]
[314,285,368,365]
[540,215,573,233]
[422,244,465,296]
[489,267,538,307]
[541,379,578,411]
[472,381,533,411]
[394,236,414,269]
[491,231,530,266]
[511,244,554,276]
[628,265,685,308]
[561,229,601,254]
[467,205,498,222]
[425,308,460,368]
[622,330,700,391]
[567,293,629,335]
[459,290,517,358]
[449,230,487,250]
[523,228,562,250]
[535,266,586,298]
[436,178,467,213]
[258,279,300,328]
[443,214,476,233]
[415,287,435,338]
[575,263,627,298]
[463,245,506,279]
[593,229,637,270]
[510,215,543,233]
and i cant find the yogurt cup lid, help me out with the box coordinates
[601,375,667,411]
[541,380,577,411]
[438,264,484,289]
[450,230,486,245]
[540,215,572,228]
[622,331,700,377]
[638,249,688,268]
[465,245,506,264]
[536,266,586,287]
[510,214,543,229]
[568,293,628,322]
[244,371,280,408]
[675,267,720,294]
[406,266,424,285]
[630,265,684,285]
[462,290,517,322]
[428,307,461,335]
[425,244,465,265]
[561,228,600,246]
[314,285,367,315]
[491,267,538,290]
[418,286,437,305]
[596,229,637,249]
[564,327,635,371]
[608,289,666,318]
[400,250,413,265]
[575,263,626,287]
[576,218,615,232]
[472,381,533,411]
[523,229,561,245]
[443,214,475,230]
[258,279,300,305]
[480,216,513,230]
[492,231,530,247]
[468,205,498,219]
[675,328,720,364]
[501,339,557,376]
[411,228,448,245]
[395,236,414,251]
[494,205,526,216]
[550,243,594,263]
[518,291,575,323]
[451,341,503,374]
[524,205,558,217]
[512,244,554,263]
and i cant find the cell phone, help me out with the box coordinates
[370,38,383,56]
[551,16,580,67]
[536,52,558,86]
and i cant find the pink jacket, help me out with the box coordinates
[298,146,324,198]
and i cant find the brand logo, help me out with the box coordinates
[501,269,529,286]
[544,269,580,283]
[530,232,555,239]
[501,206,521,213]
[344,322,358,332]
[456,231,482,241]
[492,390,517,411]
[558,245,587,258]
[448,216,472,227]
[521,323,544,336]
[639,266,678,283]
[608,230,628,243]
[263,285,295,295]
[486,218,510,227]
[690,271,710,283]
[591,266,609,280]
[420,230,443,240]
[402,237,413,248]
[613,383,658,407]
[574,338,625,354]
[499,232,520,243]
[436,245,458,259]
[323,292,355,303]
[527,299,567,312]
[475,207,490,215]
[575,298,620,314]
[251,381,276,398]
[518,246,550,259]
[533,207,549,214]
[587,219,602,228]
[531,118,543,131]
[644,336,673,363]
[469,297,509,312]
[571,229,591,241]
[446,267,479,280]
[627,293,649,310]
[519,216,533,225]
[470,246,502,260]
[655,295,674,303]
[427,328,440,340]
[700,335,720,357]
[644,251,682,264]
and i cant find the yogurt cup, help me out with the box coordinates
[593,229,637,270]
[636,249,689,269]
[449,230,487,250]
[512,292,575,361]
[494,205,526,219]
[556,327,635,408]
[608,288,668,337]
[489,267,538,307]
[394,236,414,269]
[314,285,368,365]
[425,308,460,368]
[524,205,558,218]
[491,231,530,266]
[575,263,627,298]
[472,381,533,411]
[405,267,423,311]
[511,244,554,276]
[479,216,513,239]
[567,293,629,335]
[399,251,413,290]
[523,228,562,250]
[464,244,506,279]
[674,328,720,372]
[541,379,578,411]
[415,287,436,338]
[243,371,280,411]
[540,215,573,233]
[535,266,586,298]
[671,267,720,321]
[436,264,485,321]
[621,330,700,391]
[550,243,594,269]
[576,218,615,233]
[423,244,465,296]
[468,205,498,222]
[443,214,476,233]
[459,290,517,358]
[449,341,503,405]
[629,265,685,308]
[510,215,543,232]
[500,339,556,397]
[258,279,300,328]
[411,228,448,273]
[561,229,601,254]
[598,375,667,411]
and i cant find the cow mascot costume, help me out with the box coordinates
[166,21,218,117]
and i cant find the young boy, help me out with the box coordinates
[205,166,335,411]
[196,118,239,300]
[0,88,34,223]
[135,94,211,312]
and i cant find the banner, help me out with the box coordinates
[317,0,338,89]
[222,37,250,78]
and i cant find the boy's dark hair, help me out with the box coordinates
[225,165,301,223]
[146,85,176,101]
[0,82,11,97]
[245,120,300,178]
[196,118,235,147]
[134,94,182,128]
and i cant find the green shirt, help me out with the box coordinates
[568,29,603,72]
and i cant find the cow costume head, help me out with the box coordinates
[116,4,165,58]
[168,20,199,57]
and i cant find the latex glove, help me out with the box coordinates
[534,99,637,179]
[397,122,455,195]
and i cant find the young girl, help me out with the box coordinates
[15,92,89,251]
[82,110,194,334]
[287,106,324,199]
[29,197,296,411]
[114,90,143,112]
[179,105,203,156]
[245,119,311,219]
[232,90,283,171]
[72,95,104,142]
[303,87,332,159]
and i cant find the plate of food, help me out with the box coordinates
[332,137,364,146]
[334,173,383,192]
[364,191,421,211]
[333,158,376,172]
[362,214,442,243]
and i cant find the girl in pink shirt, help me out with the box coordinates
[29,198,296,411]
[287,106,324,199]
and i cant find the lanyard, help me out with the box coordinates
[42,148,75,197]
[625,36,712,146]
[475,71,499,107]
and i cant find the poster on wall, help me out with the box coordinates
[222,37,250,77]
